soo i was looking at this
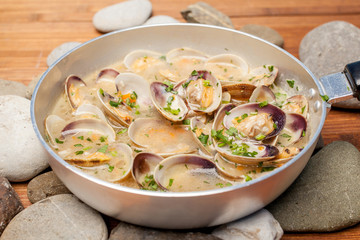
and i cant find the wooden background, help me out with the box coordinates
[1,0,360,238]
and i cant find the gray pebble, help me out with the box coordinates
[181,2,234,29]
[27,171,71,204]
[25,72,43,100]
[47,42,81,67]
[109,221,220,240]
[267,141,360,232]
[0,194,107,240]
[239,24,284,48]
[143,15,179,25]
[93,0,152,33]
[0,177,24,235]
[212,209,283,240]
[0,95,49,182]
[299,21,360,109]
[0,79,27,98]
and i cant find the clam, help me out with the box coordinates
[274,146,301,163]
[61,118,116,143]
[190,116,216,156]
[123,50,166,80]
[65,75,88,110]
[165,47,208,82]
[153,154,231,192]
[221,83,256,103]
[249,85,276,103]
[44,115,67,147]
[282,95,308,118]
[115,72,152,109]
[277,113,307,147]
[95,68,119,94]
[72,143,133,183]
[150,82,188,121]
[182,70,222,113]
[128,118,197,157]
[204,53,249,82]
[212,103,281,165]
[221,91,231,104]
[246,65,278,86]
[97,89,133,127]
[223,103,286,141]
[132,152,163,189]
[73,103,107,122]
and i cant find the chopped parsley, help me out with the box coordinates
[159,164,164,170]
[109,100,121,107]
[168,178,174,187]
[159,55,166,60]
[107,164,114,172]
[259,100,268,108]
[99,88,105,97]
[86,137,92,142]
[55,138,64,144]
[287,79,295,88]
[203,80,211,87]
[245,175,252,182]
[225,127,238,136]
[163,80,177,94]
[182,119,190,125]
[261,167,275,173]
[302,130,306,137]
[74,144,83,147]
[320,94,329,102]
[117,128,127,134]
[225,111,231,115]
[142,174,159,191]
[100,136,107,142]
[134,149,142,153]
[255,134,266,141]
[77,136,84,140]
[281,133,292,140]
[75,150,84,155]
[163,95,181,115]
[273,122,278,129]
[268,65,274,72]
[97,144,108,153]
[301,106,306,114]
[191,70,198,76]
[198,133,209,146]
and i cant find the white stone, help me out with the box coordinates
[143,15,179,25]
[25,72,43,100]
[212,209,283,240]
[47,42,81,67]
[93,0,152,33]
[0,95,49,182]
[0,194,108,240]
[0,79,27,98]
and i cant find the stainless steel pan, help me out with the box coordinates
[31,24,359,229]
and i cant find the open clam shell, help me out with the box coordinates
[154,154,230,192]
[277,113,307,147]
[150,82,188,122]
[61,118,116,143]
[249,85,276,103]
[246,65,278,86]
[205,53,249,82]
[65,75,88,110]
[96,68,119,83]
[44,115,67,147]
[73,103,107,122]
[182,70,222,113]
[223,103,286,140]
[190,116,216,156]
[128,118,197,157]
[221,83,256,103]
[132,152,164,189]
[97,89,133,127]
[282,95,308,118]
[75,143,133,182]
[115,72,152,109]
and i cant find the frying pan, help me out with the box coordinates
[31,24,360,229]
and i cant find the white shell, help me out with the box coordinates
[246,65,278,86]
[73,104,107,122]
[44,115,67,147]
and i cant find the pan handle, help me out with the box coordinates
[319,60,360,104]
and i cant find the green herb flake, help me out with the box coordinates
[117,128,127,134]
[225,182,233,187]
[159,164,164,170]
[302,130,306,137]
[203,80,211,87]
[225,127,238,136]
[182,119,190,125]
[145,134,149,137]
[110,151,118,157]
[268,65,274,72]
[55,138,64,144]
[225,111,231,115]
[168,178,174,187]
[259,100,268,108]
[286,79,295,88]
[255,134,266,141]
[99,88,105,97]
[100,136,107,142]
[77,136,84,140]
[261,167,275,173]
[74,144,83,147]
[281,133,292,140]
[245,175,252,182]
[216,183,224,188]
[97,144,108,153]
[198,133,209,146]
[109,100,120,107]
[83,146,92,151]
[320,94,329,102]
[159,55,166,60]
[203,181,210,184]
[301,106,306,114]
[134,149,142,153]
[75,150,84,155]
[191,70,198,76]
[107,164,114,172]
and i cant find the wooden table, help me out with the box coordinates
[1,0,360,238]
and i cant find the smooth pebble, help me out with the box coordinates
[143,15,179,25]
[0,79,27,98]
[47,42,81,67]
[240,24,284,47]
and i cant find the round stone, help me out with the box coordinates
[27,171,71,204]
[47,42,82,67]
[109,221,220,240]
[0,79,27,98]
[0,95,49,182]
[143,15,179,25]
[93,0,152,33]
[25,72,43,100]
[212,209,283,240]
[299,21,360,109]
[239,24,284,47]
[267,141,360,232]
[0,177,23,235]
[1,194,108,240]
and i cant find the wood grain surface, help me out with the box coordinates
[1,0,360,238]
